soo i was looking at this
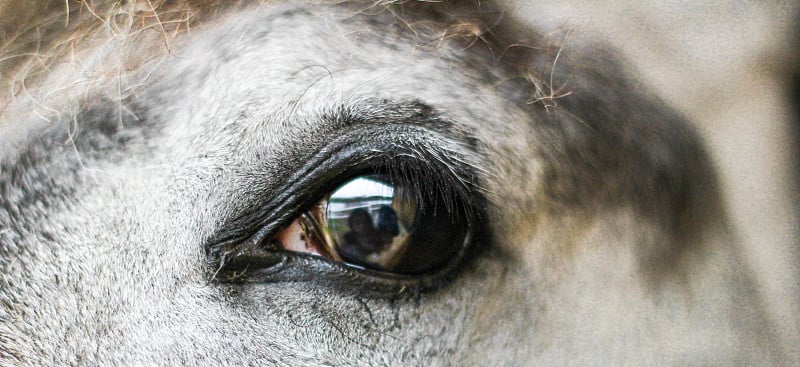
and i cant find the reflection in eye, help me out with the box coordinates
[327,177,415,270]
[272,174,468,275]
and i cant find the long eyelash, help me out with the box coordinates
[370,145,485,224]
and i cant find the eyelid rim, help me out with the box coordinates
[206,124,487,291]
[220,231,477,297]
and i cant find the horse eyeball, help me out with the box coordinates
[273,174,469,275]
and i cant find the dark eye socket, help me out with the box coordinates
[272,173,470,275]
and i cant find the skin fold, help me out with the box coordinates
[0,1,797,365]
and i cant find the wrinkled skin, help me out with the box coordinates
[0,1,797,365]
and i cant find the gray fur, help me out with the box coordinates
[0,1,794,365]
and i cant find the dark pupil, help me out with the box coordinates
[325,175,465,275]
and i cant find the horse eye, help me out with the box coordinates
[271,174,470,275]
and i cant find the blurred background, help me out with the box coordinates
[507,0,799,355]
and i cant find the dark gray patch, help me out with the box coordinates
[0,98,154,255]
[401,3,727,281]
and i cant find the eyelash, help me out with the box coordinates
[348,156,482,221]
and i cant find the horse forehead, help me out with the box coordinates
[141,7,528,202]
[151,8,513,148]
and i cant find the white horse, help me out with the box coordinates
[0,1,797,365]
